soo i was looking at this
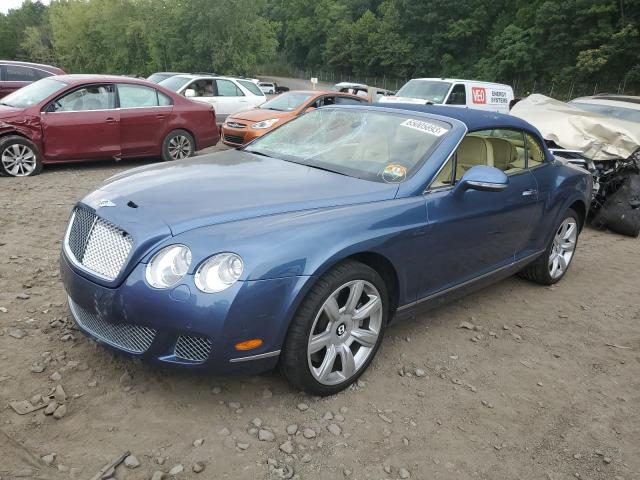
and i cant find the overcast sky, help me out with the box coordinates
[1,0,50,14]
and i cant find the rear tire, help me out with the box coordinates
[520,208,580,285]
[280,260,389,396]
[0,135,43,177]
[161,129,195,161]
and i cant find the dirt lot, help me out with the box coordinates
[1,148,639,480]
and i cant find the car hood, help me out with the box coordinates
[229,108,297,123]
[83,149,399,235]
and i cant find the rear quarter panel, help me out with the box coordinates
[170,103,219,149]
[526,160,592,252]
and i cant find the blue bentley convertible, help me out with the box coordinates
[61,104,592,395]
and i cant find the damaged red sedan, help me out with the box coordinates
[0,75,220,177]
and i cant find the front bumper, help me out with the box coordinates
[220,125,264,147]
[61,252,310,374]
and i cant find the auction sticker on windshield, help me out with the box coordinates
[400,119,448,136]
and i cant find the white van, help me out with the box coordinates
[379,78,514,114]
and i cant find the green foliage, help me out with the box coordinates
[0,0,637,92]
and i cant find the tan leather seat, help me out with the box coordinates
[456,136,489,178]
[485,137,518,171]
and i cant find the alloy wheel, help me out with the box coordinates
[167,135,191,160]
[307,280,383,385]
[549,217,577,279]
[1,144,36,177]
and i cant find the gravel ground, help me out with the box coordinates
[1,146,639,480]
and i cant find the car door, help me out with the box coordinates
[418,128,538,297]
[117,83,172,157]
[41,84,120,161]
[214,79,249,122]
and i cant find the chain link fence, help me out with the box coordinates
[260,64,638,100]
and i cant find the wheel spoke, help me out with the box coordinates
[350,328,377,348]
[323,296,340,323]
[309,330,332,354]
[550,257,559,276]
[557,254,568,272]
[344,280,364,313]
[338,344,356,379]
[352,296,381,321]
[11,144,20,156]
[316,344,337,381]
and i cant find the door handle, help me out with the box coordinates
[522,189,537,196]
[105,117,118,124]
[156,114,166,120]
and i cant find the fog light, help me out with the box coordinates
[235,339,263,351]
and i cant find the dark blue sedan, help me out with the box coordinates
[61,104,592,395]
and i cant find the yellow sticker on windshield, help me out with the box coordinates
[400,119,448,136]
[382,164,407,183]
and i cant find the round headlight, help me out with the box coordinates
[195,253,244,293]
[146,244,192,289]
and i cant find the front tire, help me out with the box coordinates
[280,261,389,396]
[0,135,42,177]
[161,129,195,161]
[520,208,580,285]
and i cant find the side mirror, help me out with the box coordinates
[454,165,508,193]
[304,106,316,113]
[184,89,196,98]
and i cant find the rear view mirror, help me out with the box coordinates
[184,89,196,98]
[455,165,508,193]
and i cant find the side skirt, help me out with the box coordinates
[393,250,545,322]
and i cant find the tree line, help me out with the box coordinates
[1,0,638,94]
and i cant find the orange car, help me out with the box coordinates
[221,90,369,146]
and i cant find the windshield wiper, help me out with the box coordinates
[302,163,349,177]
[0,102,12,107]
[244,148,273,158]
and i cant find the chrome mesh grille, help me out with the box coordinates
[65,207,133,280]
[68,297,156,354]
[175,335,213,362]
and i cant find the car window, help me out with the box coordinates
[238,80,263,96]
[335,96,367,105]
[446,84,466,105]
[51,85,115,112]
[261,92,314,112]
[158,75,191,92]
[118,84,162,108]
[158,91,173,106]
[525,133,545,168]
[216,79,243,97]
[187,79,215,97]
[455,129,526,178]
[569,101,640,123]
[5,65,43,81]
[395,79,452,103]
[430,156,455,188]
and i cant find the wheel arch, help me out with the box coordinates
[290,250,401,328]
[568,199,587,231]
[165,127,198,151]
